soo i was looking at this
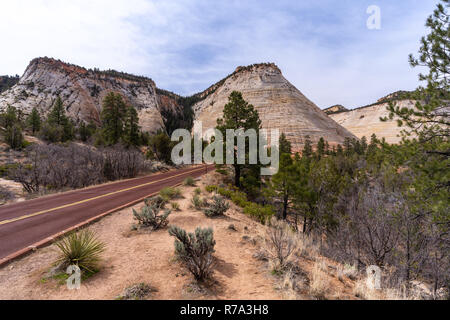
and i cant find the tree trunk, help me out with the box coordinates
[282,193,288,220]
[234,165,241,188]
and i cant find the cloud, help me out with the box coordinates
[0,0,440,108]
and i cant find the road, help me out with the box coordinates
[0,165,212,261]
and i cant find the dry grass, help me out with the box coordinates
[308,260,331,300]
[353,279,383,300]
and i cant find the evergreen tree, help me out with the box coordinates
[0,105,18,129]
[27,107,41,135]
[267,153,299,220]
[43,97,73,142]
[216,91,262,188]
[123,106,140,147]
[101,92,127,145]
[148,130,173,163]
[5,124,24,150]
[48,97,67,127]
[316,137,325,159]
[279,132,292,155]
[302,136,313,158]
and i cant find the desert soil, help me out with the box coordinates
[0,172,282,300]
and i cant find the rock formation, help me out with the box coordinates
[193,63,356,151]
[0,58,174,133]
[328,93,416,144]
[324,105,348,115]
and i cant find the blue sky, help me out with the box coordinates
[0,0,439,108]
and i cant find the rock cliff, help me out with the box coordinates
[193,63,356,151]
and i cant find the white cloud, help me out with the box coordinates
[0,0,439,108]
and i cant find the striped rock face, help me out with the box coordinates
[329,100,416,144]
[193,63,356,152]
[0,57,167,134]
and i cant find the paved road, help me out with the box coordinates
[0,165,212,260]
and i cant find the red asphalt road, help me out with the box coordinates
[0,165,213,260]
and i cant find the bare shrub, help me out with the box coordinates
[168,226,216,281]
[10,144,146,194]
[118,283,157,300]
[265,219,297,272]
[0,185,14,204]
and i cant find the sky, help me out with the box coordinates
[0,0,440,109]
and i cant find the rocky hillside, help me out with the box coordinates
[0,58,187,134]
[328,92,415,144]
[193,63,356,151]
[0,75,19,94]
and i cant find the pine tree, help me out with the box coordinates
[5,124,24,150]
[216,91,262,188]
[48,97,67,127]
[27,107,41,135]
[279,132,292,154]
[316,137,325,159]
[1,105,18,129]
[267,153,299,220]
[45,97,73,142]
[123,106,140,147]
[302,136,313,158]
[101,92,127,145]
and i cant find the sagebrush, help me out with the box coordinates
[168,226,216,281]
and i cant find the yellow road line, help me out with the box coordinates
[0,166,205,226]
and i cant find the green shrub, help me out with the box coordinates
[191,194,207,210]
[133,202,171,230]
[194,188,202,195]
[160,187,182,200]
[171,202,181,211]
[145,195,167,208]
[230,191,249,208]
[243,203,275,225]
[217,187,233,199]
[0,163,19,177]
[183,176,196,186]
[205,185,218,193]
[203,196,230,217]
[168,226,216,281]
[55,229,105,273]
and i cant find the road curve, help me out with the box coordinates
[0,165,213,261]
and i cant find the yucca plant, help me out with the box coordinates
[55,229,105,273]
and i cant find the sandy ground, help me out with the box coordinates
[0,172,282,300]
